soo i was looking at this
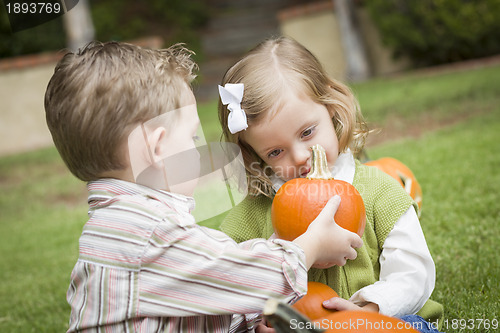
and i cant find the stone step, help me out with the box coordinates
[195,55,241,101]
[207,0,290,11]
[203,3,285,56]
[196,0,307,100]
[203,24,280,56]
[206,9,278,32]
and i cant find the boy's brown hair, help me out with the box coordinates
[218,36,368,197]
[45,41,197,181]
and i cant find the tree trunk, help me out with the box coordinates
[62,0,95,52]
[333,0,370,82]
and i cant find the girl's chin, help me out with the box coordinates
[281,175,304,182]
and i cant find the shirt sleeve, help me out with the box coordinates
[349,206,436,317]
[138,218,308,318]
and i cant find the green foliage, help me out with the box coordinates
[365,0,500,66]
[86,0,208,61]
[0,10,66,58]
[0,0,208,59]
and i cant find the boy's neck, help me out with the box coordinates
[99,167,135,183]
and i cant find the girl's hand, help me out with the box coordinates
[323,297,379,312]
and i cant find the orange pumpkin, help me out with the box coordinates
[292,282,339,320]
[314,310,419,332]
[272,144,366,241]
[364,157,422,212]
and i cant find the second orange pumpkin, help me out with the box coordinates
[364,157,422,213]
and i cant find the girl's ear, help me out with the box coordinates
[147,126,168,168]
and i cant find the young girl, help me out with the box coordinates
[217,37,443,331]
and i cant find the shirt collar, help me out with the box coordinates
[271,149,356,193]
[87,178,196,214]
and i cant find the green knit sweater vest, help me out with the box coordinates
[220,161,443,322]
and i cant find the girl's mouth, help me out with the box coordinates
[300,167,311,178]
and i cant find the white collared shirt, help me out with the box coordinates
[271,150,436,317]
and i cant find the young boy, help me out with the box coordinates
[44,41,362,332]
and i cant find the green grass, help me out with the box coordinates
[1,64,499,332]
[198,99,222,143]
[368,110,500,332]
[351,65,500,125]
[0,148,87,332]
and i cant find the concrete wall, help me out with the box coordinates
[279,2,347,81]
[357,7,411,76]
[0,37,163,157]
[0,62,56,156]
[278,1,410,82]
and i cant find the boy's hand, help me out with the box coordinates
[294,196,363,269]
[308,195,363,267]
[255,318,275,333]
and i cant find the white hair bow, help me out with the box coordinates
[218,83,248,134]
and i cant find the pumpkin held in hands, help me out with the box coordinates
[272,144,366,241]
[292,282,339,320]
[364,157,422,213]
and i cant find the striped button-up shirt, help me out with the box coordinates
[67,179,307,332]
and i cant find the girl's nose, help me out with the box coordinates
[291,145,311,166]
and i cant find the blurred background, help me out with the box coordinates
[1,1,499,332]
[1,0,500,155]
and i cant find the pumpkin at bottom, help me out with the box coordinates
[314,310,420,332]
[292,282,339,321]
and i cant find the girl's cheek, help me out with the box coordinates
[270,164,290,181]
[326,151,340,164]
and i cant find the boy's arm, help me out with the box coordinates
[140,196,361,319]
[139,219,308,318]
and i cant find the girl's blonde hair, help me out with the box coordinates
[218,36,368,197]
[45,41,197,181]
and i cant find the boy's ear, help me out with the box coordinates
[147,126,168,168]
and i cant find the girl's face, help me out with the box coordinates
[243,91,339,182]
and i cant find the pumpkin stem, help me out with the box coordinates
[306,144,333,180]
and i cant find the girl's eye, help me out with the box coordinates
[268,149,283,158]
[301,126,315,139]
[192,135,201,142]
